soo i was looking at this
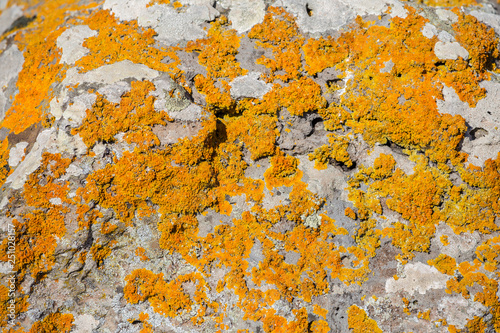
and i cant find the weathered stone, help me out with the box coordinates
[56,25,96,65]
[5,129,55,189]
[434,41,469,60]
[228,0,266,33]
[0,5,23,36]
[0,45,23,120]
[7,141,28,167]
[385,263,450,296]
[230,72,272,100]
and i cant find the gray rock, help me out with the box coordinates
[0,5,23,36]
[56,25,96,65]
[62,92,96,126]
[436,8,458,23]
[437,82,500,166]
[63,60,160,85]
[230,72,272,99]
[385,262,450,296]
[5,129,55,189]
[421,23,438,39]
[439,296,488,329]
[228,0,266,33]
[282,0,354,33]
[0,45,24,120]
[380,60,394,73]
[7,141,28,167]
[104,0,219,45]
[72,314,100,333]
[434,41,469,60]
[344,0,407,18]
[284,250,300,265]
[97,81,131,104]
[437,30,455,43]
[470,10,500,35]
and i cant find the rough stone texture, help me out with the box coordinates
[104,0,219,45]
[230,72,272,99]
[471,10,500,34]
[385,263,450,296]
[63,60,160,86]
[5,129,55,189]
[0,45,23,121]
[437,81,500,166]
[57,25,97,65]
[7,142,28,167]
[434,41,469,60]
[1,0,500,332]
[0,5,22,36]
[228,0,266,33]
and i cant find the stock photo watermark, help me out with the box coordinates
[6,221,16,326]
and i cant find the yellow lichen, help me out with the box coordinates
[428,254,457,275]
[0,138,11,187]
[347,305,382,333]
[77,10,182,79]
[0,153,71,281]
[28,312,74,333]
[1,0,101,134]
[72,80,171,149]
[263,151,302,190]
[248,6,304,82]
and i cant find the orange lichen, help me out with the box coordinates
[77,10,182,78]
[78,251,87,264]
[309,133,353,169]
[147,0,170,6]
[0,153,71,280]
[3,2,500,331]
[434,12,500,107]
[333,8,468,163]
[418,309,431,321]
[124,269,217,321]
[135,247,149,261]
[100,221,117,235]
[310,320,330,333]
[248,6,304,82]
[186,16,246,114]
[28,312,74,333]
[278,77,326,117]
[345,207,357,220]
[348,154,453,262]
[90,240,115,267]
[72,80,171,149]
[226,113,278,160]
[0,138,11,187]
[313,304,328,319]
[303,36,348,76]
[138,312,154,333]
[347,305,382,333]
[186,16,246,81]
[263,151,302,189]
[1,0,100,134]
[452,12,499,73]
[428,254,457,275]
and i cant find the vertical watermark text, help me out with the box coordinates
[6,221,16,326]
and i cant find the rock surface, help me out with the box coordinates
[0,0,500,332]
